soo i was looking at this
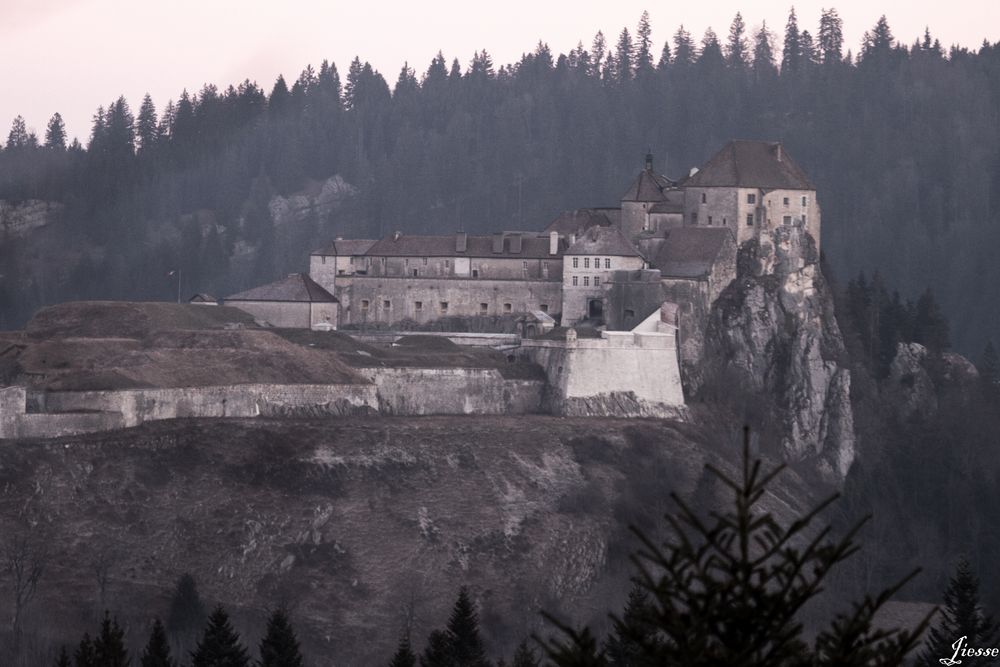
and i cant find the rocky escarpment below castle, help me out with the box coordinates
[701,227,855,480]
[0,415,823,665]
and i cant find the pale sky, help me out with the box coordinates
[3,0,999,142]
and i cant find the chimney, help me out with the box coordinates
[492,232,504,254]
[689,167,699,177]
[645,151,654,171]
[509,233,522,254]
[392,230,402,241]
[455,231,467,253]
[776,143,783,162]
[549,231,559,255]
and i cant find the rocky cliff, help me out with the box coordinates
[701,227,855,480]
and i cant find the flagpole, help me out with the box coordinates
[176,268,181,304]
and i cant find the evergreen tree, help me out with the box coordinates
[389,633,417,667]
[614,28,634,83]
[511,640,539,667]
[45,113,67,150]
[420,630,452,667]
[725,12,748,67]
[6,115,29,149]
[818,8,845,64]
[93,611,130,667]
[190,605,250,667]
[781,6,801,73]
[141,618,176,667]
[55,645,71,667]
[446,587,490,667]
[268,76,291,117]
[656,41,671,70]
[800,30,818,66]
[166,573,207,649]
[672,26,695,66]
[752,22,777,74]
[539,429,931,665]
[634,12,653,73]
[75,633,96,667]
[603,583,658,665]
[258,608,304,667]
[862,15,896,61]
[918,558,999,666]
[698,28,724,69]
[136,94,159,154]
[590,32,606,78]
[914,288,950,352]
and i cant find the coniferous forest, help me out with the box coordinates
[1,9,998,359]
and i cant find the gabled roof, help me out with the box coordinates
[226,273,338,303]
[311,239,378,256]
[544,209,614,236]
[565,226,643,258]
[683,140,815,190]
[648,190,685,214]
[644,227,733,279]
[188,293,218,303]
[364,233,563,259]
[621,168,673,202]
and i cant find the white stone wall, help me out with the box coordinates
[683,186,820,251]
[358,367,543,415]
[225,300,311,328]
[562,254,644,324]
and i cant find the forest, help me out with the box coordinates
[1,8,998,358]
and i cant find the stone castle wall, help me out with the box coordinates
[359,367,543,415]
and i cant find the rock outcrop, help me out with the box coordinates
[702,227,855,479]
[0,199,62,238]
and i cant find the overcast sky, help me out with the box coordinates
[3,0,998,142]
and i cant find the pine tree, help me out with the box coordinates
[539,428,931,665]
[136,94,159,154]
[634,12,653,73]
[55,645,71,667]
[511,639,539,667]
[389,633,417,667]
[75,633,96,667]
[166,573,207,652]
[93,611,130,667]
[782,6,801,74]
[752,22,776,75]
[725,12,748,67]
[918,558,999,666]
[818,8,845,64]
[698,28,724,68]
[590,32,606,78]
[614,28,634,83]
[913,288,950,352]
[6,115,29,149]
[258,608,304,667]
[45,113,67,150]
[672,26,696,66]
[420,629,452,667]
[603,583,658,665]
[447,587,490,667]
[656,41,671,70]
[190,605,250,667]
[141,618,176,667]
[268,76,291,117]
[862,15,895,61]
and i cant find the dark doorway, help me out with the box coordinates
[588,299,603,319]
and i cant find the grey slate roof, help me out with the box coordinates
[621,168,674,202]
[645,227,733,278]
[648,190,685,214]
[188,293,218,303]
[226,273,338,303]
[565,226,644,258]
[544,209,613,236]
[365,233,563,259]
[311,239,378,256]
[683,140,815,190]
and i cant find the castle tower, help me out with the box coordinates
[619,153,674,240]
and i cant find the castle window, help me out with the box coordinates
[801,195,808,206]
[412,269,418,277]
[383,300,391,309]
[572,276,578,286]
[625,309,635,318]
[422,257,428,265]
[472,269,479,278]
[746,214,754,227]
[783,215,792,225]
[445,259,450,267]
[802,214,808,226]
[503,303,512,313]
[321,256,326,264]
[523,261,528,269]
[338,270,345,275]
[708,216,713,225]
[593,257,599,267]
[783,197,790,206]
[747,193,757,204]
[583,276,590,286]
[440,301,449,313]
[604,258,610,269]
[480,303,488,314]
[701,192,707,203]
[572,257,579,268]
[540,304,549,313]
[415,301,423,311]
[691,212,698,224]
[361,300,370,311]
[594,276,600,287]
[584,258,590,269]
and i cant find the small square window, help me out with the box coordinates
[572,276,578,286]
[583,276,590,286]
[572,257,579,268]
[747,193,756,204]
[361,300,370,310]
[480,303,488,314]
[540,304,549,313]
[746,214,754,227]
[701,192,707,203]
[783,215,792,225]
[783,197,790,206]
[522,261,528,269]
[802,214,808,226]
[440,301,449,313]
[708,216,713,225]
[503,303,512,313]
[584,258,590,269]
[625,309,635,318]
[412,269,418,277]
[604,258,611,269]
[472,269,479,278]
[415,301,423,311]
[383,300,390,309]
[801,195,808,206]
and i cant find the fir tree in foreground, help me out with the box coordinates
[539,427,932,666]
[93,611,130,667]
[420,630,451,667]
[54,645,70,667]
[602,583,658,665]
[190,605,250,667]
[917,557,999,666]
[511,639,540,667]
[141,618,177,667]
[74,633,96,667]
[388,632,417,667]
[258,607,304,667]
[446,587,491,667]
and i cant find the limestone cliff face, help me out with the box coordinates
[0,199,62,238]
[268,175,355,227]
[702,227,855,479]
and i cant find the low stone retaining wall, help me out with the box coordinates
[359,367,543,415]
[350,331,522,348]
